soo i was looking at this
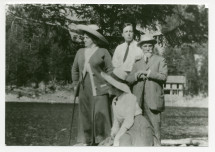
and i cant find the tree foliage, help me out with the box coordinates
[163,43,207,95]
[5,4,208,95]
[6,4,82,86]
[72,4,175,35]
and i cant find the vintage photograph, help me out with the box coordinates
[5,4,208,147]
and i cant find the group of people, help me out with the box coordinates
[71,22,168,146]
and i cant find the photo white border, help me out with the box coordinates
[1,0,215,152]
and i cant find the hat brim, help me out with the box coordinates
[77,25,109,45]
[101,72,131,93]
[137,39,157,47]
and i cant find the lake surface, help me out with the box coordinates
[5,102,208,146]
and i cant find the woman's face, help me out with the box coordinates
[83,33,94,48]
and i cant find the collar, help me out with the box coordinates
[85,46,98,53]
[90,44,98,49]
[124,40,135,46]
[143,53,153,59]
[113,93,127,105]
[86,44,98,49]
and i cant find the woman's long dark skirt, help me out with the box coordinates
[119,115,154,146]
[77,73,112,145]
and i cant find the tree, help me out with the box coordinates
[6,4,82,86]
[162,5,208,95]
[6,4,208,95]
[162,5,208,46]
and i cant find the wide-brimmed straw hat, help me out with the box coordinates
[137,34,157,47]
[101,68,130,93]
[153,30,163,37]
[76,24,109,45]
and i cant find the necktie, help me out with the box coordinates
[123,43,130,62]
[145,56,148,64]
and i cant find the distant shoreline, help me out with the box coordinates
[5,92,208,108]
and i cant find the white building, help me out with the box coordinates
[164,76,186,96]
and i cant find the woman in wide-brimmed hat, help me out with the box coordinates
[71,24,113,146]
[101,68,154,146]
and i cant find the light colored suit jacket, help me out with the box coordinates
[126,54,168,112]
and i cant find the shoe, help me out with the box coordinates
[89,142,99,146]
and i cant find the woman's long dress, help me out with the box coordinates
[72,48,113,145]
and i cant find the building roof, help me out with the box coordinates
[166,76,186,84]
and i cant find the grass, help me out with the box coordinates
[5,102,208,146]
[161,107,208,139]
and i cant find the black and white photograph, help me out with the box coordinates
[1,0,215,151]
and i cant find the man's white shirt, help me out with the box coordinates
[112,40,143,72]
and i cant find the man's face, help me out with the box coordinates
[122,25,134,43]
[141,43,154,58]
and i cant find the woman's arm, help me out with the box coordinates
[113,95,136,146]
[111,106,120,138]
[71,50,80,88]
[112,46,121,68]
[103,49,113,74]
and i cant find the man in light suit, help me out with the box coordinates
[126,34,168,146]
